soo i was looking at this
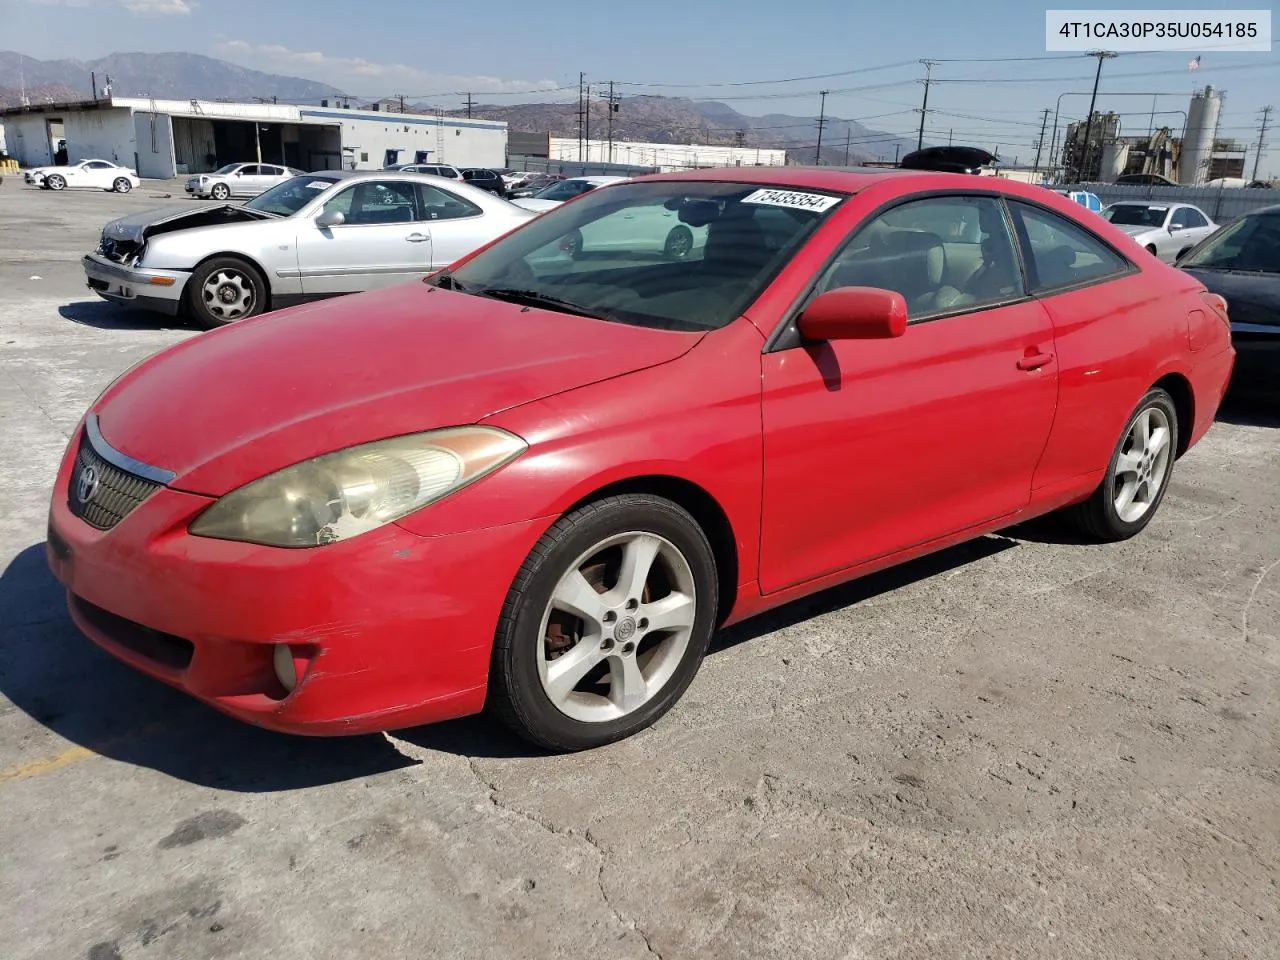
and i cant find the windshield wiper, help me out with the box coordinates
[468,287,609,320]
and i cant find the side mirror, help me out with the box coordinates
[315,210,345,229]
[797,286,908,342]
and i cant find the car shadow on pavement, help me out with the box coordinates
[0,543,418,792]
[58,300,192,332]
[1217,380,1280,428]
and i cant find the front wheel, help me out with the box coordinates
[46,174,66,191]
[210,183,231,201]
[664,225,695,260]
[1064,388,1178,542]
[488,494,719,751]
[112,177,132,193]
[185,257,267,329]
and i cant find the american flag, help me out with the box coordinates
[1189,56,1201,70]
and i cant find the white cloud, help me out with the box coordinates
[23,0,193,11]
[213,40,559,97]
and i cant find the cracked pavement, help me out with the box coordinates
[1,181,1278,960]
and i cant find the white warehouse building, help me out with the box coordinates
[549,137,787,172]
[0,97,507,178]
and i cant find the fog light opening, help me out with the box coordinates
[273,643,309,694]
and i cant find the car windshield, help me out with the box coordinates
[213,164,240,175]
[1104,204,1168,227]
[441,180,845,332]
[1179,212,1280,273]
[244,175,341,216]
[534,180,595,201]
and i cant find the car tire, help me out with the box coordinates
[46,174,66,191]
[487,494,719,752]
[185,256,268,329]
[1064,387,1178,542]
[210,183,231,201]
[559,228,585,259]
[664,225,695,260]
[113,177,132,193]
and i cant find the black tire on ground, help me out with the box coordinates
[46,174,66,191]
[1063,387,1179,542]
[664,225,695,260]
[184,256,268,330]
[487,494,719,752]
[210,183,231,201]
[112,177,132,193]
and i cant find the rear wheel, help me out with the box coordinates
[488,494,718,751]
[210,182,231,201]
[664,225,695,260]
[1064,388,1178,542]
[46,174,66,191]
[185,257,267,329]
[112,177,132,193]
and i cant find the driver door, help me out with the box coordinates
[295,179,433,295]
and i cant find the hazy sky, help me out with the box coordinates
[2,0,1276,174]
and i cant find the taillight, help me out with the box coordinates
[1200,291,1229,328]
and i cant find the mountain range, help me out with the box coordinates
[0,50,920,162]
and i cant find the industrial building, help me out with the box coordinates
[1056,85,1248,186]
[0,97,507,178]
[544,137,787,172]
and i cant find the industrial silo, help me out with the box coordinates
[1101,141,1130,181]
[1178,85,1221,185]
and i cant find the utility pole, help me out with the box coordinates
[577,73,585,161]
[1032,107,1051,175]
[464,93,474,118]
[894,142,901,164]
[1251,105,1272,182]
[91,72,97,102]
[605,81,619,163]
[398,94,405,113]
[843,127,851,165]
[948,129,953,145]
[584,84,592,160]
[814,90,829,164]
[1072,50,1116,183]
[915,60,935,152]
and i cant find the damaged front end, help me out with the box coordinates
[97,204,275,265]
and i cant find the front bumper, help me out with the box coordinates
[25,172,45,185]
[184,181,211,197]
[45,422,546,735]
[82,253,188,316]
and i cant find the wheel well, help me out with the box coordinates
[1154,373,1194,458]
[190,252,273,303]
[567,476,739,626]
[1145,243,1158,254]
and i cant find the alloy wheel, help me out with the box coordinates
[1112,406,1172,523]
[201,270,256,321]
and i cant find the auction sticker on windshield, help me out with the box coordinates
[741,189,841,213]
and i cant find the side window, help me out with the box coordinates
[1185,209,1208,228]
[264,165,283,177]
[239,165,261,176]
[321,185,357,218]
[338,181,421,225]
[416,183,482,220]
[86,160,112,170]
[815,195,1023,320]
[1010,201,1130,294]
[1170,207,1190,229]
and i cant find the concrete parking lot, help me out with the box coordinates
[0,178,1277,960]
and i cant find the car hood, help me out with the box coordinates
[101,203,277,244]
[1181,268,1280,328]
[511,198,562,212]
[93,281,704,495]
[1114,224,1158,239]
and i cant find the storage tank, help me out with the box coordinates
[1178,85,1221,185]
[1100,141,1129,181]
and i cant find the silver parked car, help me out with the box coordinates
[1101,201,1218,263]
[84,170,535,328]
[185,162,305,200]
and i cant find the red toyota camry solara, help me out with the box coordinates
[47,168,1234,751]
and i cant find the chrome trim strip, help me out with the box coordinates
[84,413,177,485]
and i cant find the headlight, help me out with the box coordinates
[188,426,527,548]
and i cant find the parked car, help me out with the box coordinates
[511,175,630,211]
[506,175,565,200]
[82,170,533,329]
[552,196,710,260]
[1101,201,1217,263]
[49,169,1234,751]
[1177,203,1280,380]
[460,168,508,196]
[26,159,140,193]
[1114,173,1178,187]
[185,163,305,200]
[389,163,463,181]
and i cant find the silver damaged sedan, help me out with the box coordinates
[82,170,536,328]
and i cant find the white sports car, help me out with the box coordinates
[26,159,140,193]
[185,162,306,200]
[82,169,535,329]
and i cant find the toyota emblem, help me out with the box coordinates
[76,465,100,504]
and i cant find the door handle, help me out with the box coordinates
[405,233,429,242]
[1017,350,1054,371]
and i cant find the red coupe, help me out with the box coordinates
[47,168,1235,751]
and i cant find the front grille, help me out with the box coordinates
[67,434,161,530]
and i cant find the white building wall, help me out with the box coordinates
[299,108,507,169]
[63,108,138,167]
[549,137,787,172]
[2,114,59,166]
